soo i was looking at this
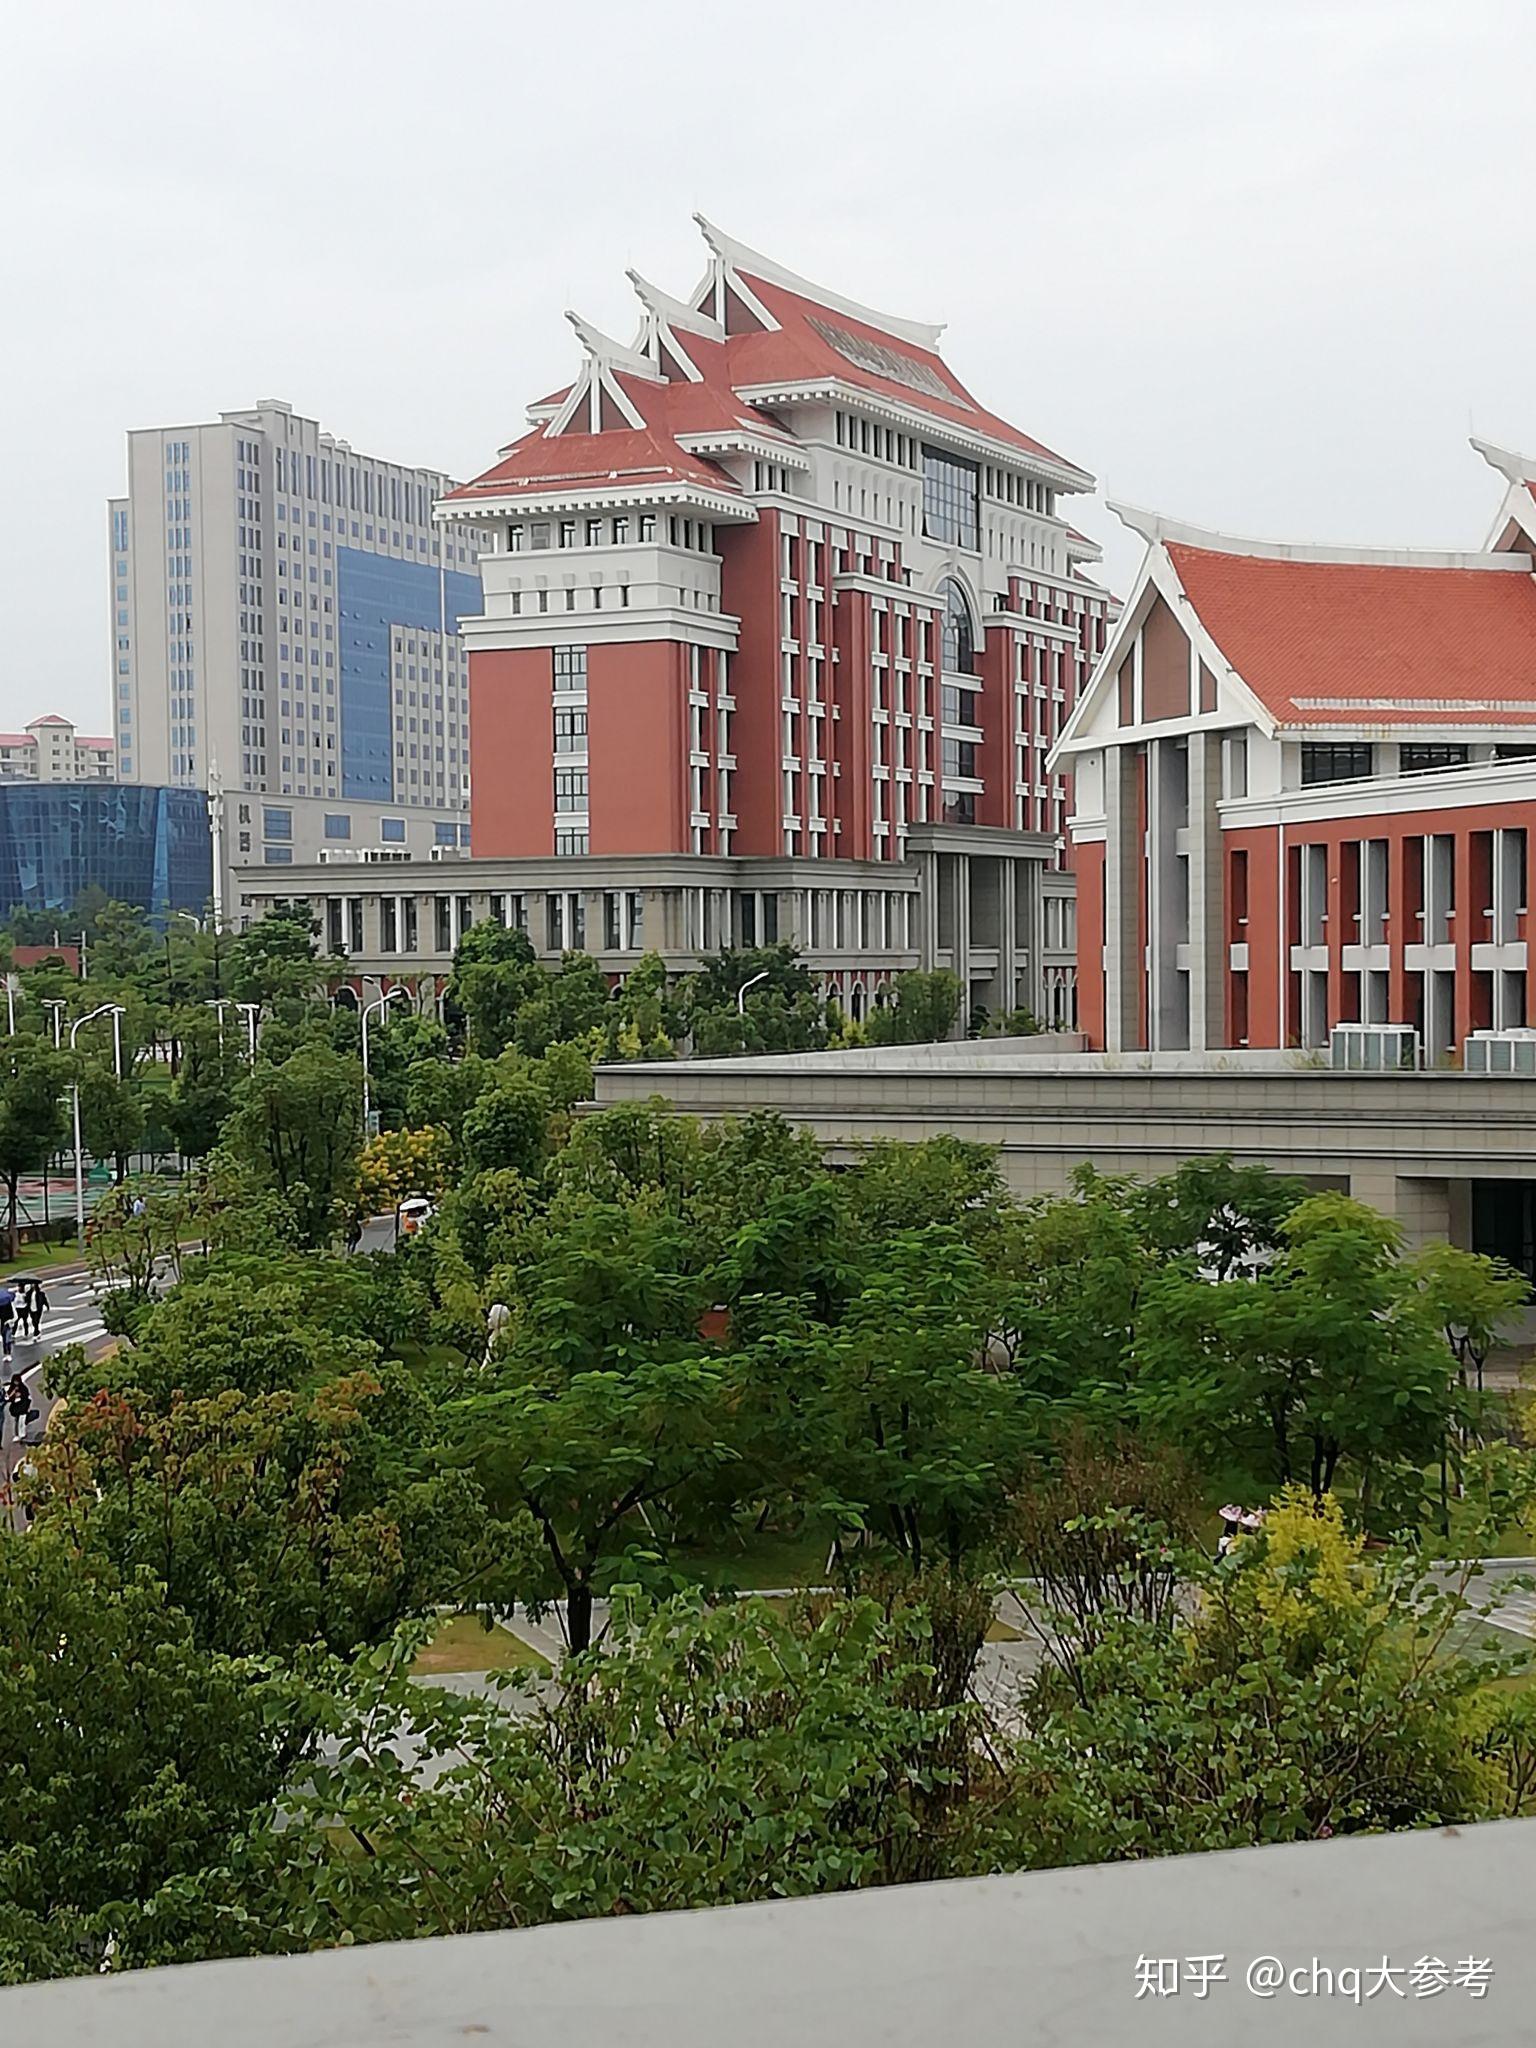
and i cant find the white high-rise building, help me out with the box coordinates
[109,400,484,914]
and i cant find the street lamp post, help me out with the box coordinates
[736,970,771,1015]
[41,1000,64,1049]
[206,997,230,1055]
[360,988,407,1135]
[69,1003,124,1254]
[235,1001,260,1062]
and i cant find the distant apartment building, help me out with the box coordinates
[0,714,116,783]
[108,400,484,909]
[1054,439,1536,1061]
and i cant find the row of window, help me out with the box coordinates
[1297,741,1536,787]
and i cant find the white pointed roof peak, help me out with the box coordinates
[691,214,945,352]
[1471,436,1536,486]
[627,269,724,343]
[564,311,662,382]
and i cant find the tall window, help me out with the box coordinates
[553,645,588,689]
[922,446,980,550]
[938,579,976,676]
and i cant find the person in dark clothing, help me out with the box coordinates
[0,1289,14,1363]
[20,1279,46,1341]
[5,1372,29,1441]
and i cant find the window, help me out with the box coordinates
[555,768,589,812]
[922,446,980,550]
[942,737,978,780]
[379,816,406,842]
[548,890,587,945]
[1399,743,1470,774]
[262,806,292,840]
[434,821,458,845]
[639,514,656,542]
[323,813,350,840]
[938,579,977,675]
[263,845,293,864]
[554,828,590,858]
[554,706,588,753]
[1299,742,1374,786]
[553,645,588,689]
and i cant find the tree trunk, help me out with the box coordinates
[3,1177,16,1262]
[567,1580,594,1655]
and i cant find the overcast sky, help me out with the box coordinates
[6,0,1536,730]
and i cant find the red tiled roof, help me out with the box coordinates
[446,417,740,502]
[449,247,1087,508]
[729,273,1076,469]
[1166,543,1536,728]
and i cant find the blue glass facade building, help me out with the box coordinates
[0,784,212,924]
[336,551,481,802]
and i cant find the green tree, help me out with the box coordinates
[813,1227,1030,1575]
[186,1589,991,1957]
[0,1536,300,1983]
[76,1059,146,1183]
[1008,1494,1498,1866]
[447,1200,738,1649]
[222,1039,361,1247]
[461,1074,549,1179]
[229,899,321,1009]
[31,1371,485,1659]
[162,1005,244,1158]
[864,968,963,1045]
[1135,1193,1465,1523]
[449,924,544,1056]
[511,953,611,1059]
[0,1035,70,1257]
[683,945,829,1057]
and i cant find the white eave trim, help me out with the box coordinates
[1221,756,1536,830]
[733,380,1094,493]
[1109,500,1531,571]
[675,430,811,470]
[435,481,755,524]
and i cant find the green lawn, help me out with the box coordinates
[0,1239,79,1283]
[675,1520,837,1590]
[411,1613,551,1678]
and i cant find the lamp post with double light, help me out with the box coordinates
[360,988,407,1137]
[69,1003,124,1253]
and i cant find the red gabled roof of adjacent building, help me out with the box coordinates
[1166,542,1536,728]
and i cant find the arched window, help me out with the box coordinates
[939,578,976,676]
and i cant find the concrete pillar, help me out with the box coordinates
[1187,731,1225,1050]
[998,859,1019,1016]
[952,855,972,1028]
[1103,746,1142,1050]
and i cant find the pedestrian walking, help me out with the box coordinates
[0,1288,15,1364]
[5,1372,29,1441]
[21,1279,46,1342]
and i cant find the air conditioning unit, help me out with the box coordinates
[429,845,466,861]
[316,848,361,864]
[361,847,410,863]
[1464,1029,1536,1075]
[1329,1023,1421,1072]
